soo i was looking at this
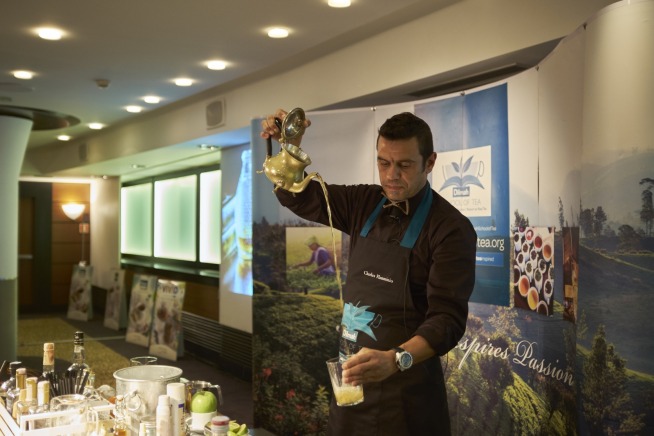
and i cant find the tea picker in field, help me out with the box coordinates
[291,235,336,276]
[261,109,477,435]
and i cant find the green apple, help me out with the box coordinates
[191,390,217,413]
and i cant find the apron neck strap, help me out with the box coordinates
[360,184,433,249]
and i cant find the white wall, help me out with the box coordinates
[24,0,616,175]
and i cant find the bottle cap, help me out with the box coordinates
[16,368,26,375]
[74,331,84,344]
[157,394,170,408]
[166,382,185,403]
[43,343,54,351]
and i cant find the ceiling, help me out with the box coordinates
[1,0,556,181]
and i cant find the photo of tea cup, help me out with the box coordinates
[527,287,539,310]
[544,279,554,303]
[534,268,543,291]
[536,300,549,316]
[534,234,543,252]
[525,260,535,281]
[516,252,526,272]
[518,275,530,297]
[538,258,548,273]
[513,232,522,252]
[525,227,535,244]
[543,242,553,263]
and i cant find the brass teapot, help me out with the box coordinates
[260,108,318,193]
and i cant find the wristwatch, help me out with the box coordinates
[393,347,413,372]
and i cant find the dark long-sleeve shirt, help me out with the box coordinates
[275,180,477,356]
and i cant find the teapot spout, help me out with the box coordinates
[287,172,319,193]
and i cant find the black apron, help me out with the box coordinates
[328,189,451,436]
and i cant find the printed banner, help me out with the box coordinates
[104,269,127,330]
[445,302,576,435]
[416,84,510,306]
[148,279,185,361]
[125,274,158,347]
[67,264,94,321]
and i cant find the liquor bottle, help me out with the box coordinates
[83,370,96,397]
[15,378,37,425]
[12,388,26,421]
[36,380,50,413]
[32,381,51,429]
[0,361,22,403]
[113,395,128,436]
[41,343,55,380]
[5,367,26,416]
[67,331,90,392]
[0,361,8,384]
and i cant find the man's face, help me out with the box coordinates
[377,136,435,201]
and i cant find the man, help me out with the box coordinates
[292,235,336,276]
[261,109,477,435]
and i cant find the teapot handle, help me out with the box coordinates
[265,118,284,158]
[211,385,223,405]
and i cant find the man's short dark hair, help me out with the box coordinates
[377,112,434,166]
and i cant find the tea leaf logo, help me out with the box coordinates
[439,155,485,192]
[342,302,377,340]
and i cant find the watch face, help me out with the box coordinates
[399,352,412,369]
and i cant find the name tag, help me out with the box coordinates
[341,327,358,342]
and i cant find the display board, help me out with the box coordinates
[148,279,185,361]
[66,264,93,321]
[125,274,158,347]
[103,269,127,330]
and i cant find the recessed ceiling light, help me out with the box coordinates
[328,0,351,7]
[207,60,227,71]
[57,135,71,141]
[36,27,64,41]
[267,27,289,38]
[174,78,194,87]
[88,122,105,130]
[125,105,143,113]
[143,95,161,104]
[131,164,146,169]
[13,70,35,80]
[198,144,219,150]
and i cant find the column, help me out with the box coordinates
[0,114,34,361]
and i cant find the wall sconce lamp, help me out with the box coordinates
[62,203,85,221]
[62,203,88,265]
